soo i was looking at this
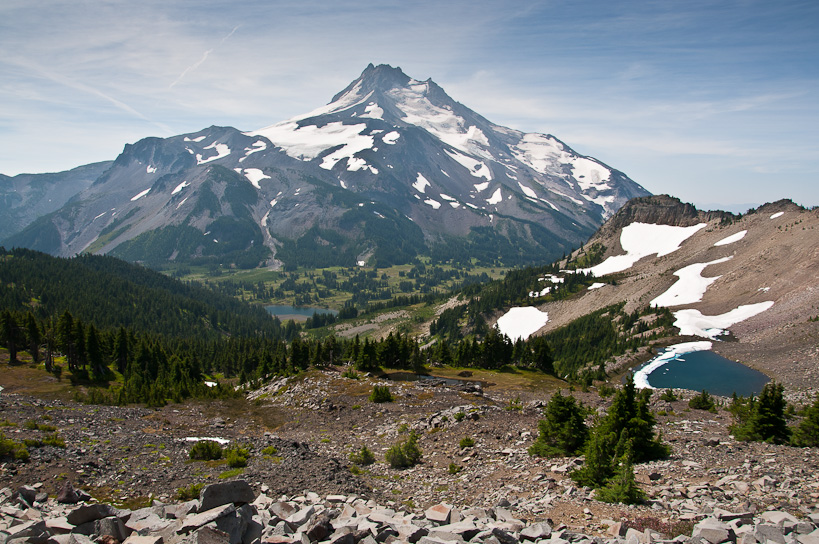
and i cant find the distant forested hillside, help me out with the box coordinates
[0,248,285,339]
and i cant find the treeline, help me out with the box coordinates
[0,248,287,339]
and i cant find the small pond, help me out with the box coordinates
[636,347,770,397]
[384,371,467,387]
[265,305,338,321]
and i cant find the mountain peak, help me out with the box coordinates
[330,63,412,103]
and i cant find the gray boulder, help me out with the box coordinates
[199,481,256,512]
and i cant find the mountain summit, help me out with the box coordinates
[4,64,649,269]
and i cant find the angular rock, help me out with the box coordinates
[179,504,236,534]
[270,502,297,520]
[305,511,334,542]
[490,527,518,544]
[425,505,452,525]
[16,485,38,506]
[520,522,552,542]
[56,481,81,505]
[285,505,315,528]
[95,515,130,542]
[122,536,164,544]
[199,481,256,512]
[756,525,787,544]
[66,504,117,526]
[190,526,232,544]
[693,518,734,544]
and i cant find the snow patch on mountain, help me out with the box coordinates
[248,121,373,166]
[487,188,502,205]
[146,165,157,174]
[413,174,430,194]
[715,230,747,246]
[361,102,384,120]
[184,135,206,143]
[243,168,270,189]
[172,181,189,195]
[196,142,231,165]
[445,150,492,181]
[240,141,267,162]
[382,131,400,145]
[424,198,441,209]
[518,183,537,199]
[347,157,378,174]
[651,256,732,307]
[770,212,784,219]
[673,302,775,339]
[581,222,707,276]
[130,188,151,201]
[496,307,550,341]
[473,182,490,192]
[387,86,491,158]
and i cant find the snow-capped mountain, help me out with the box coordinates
[3,64,649,268]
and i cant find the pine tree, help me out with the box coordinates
[595,440,646,504]
[529,391,588,457]
[792,394,819,447]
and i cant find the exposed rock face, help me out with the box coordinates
[595,195,735,239]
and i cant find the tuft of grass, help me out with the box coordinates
[459,437,475,449]
[176,483,204,501]
[218,468,244,479]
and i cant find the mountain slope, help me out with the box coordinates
[4,64,649,268]
[459,196,817,389]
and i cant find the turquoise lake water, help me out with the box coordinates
[640,349,770,397]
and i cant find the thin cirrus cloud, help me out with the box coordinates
[0,0,816,209]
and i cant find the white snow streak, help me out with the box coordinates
[382,131,400,145]
[518,182,537,199]
[240,140,267,162]
[673,302,775,339]
[146,165,157,174]
[424,198,441,209]
[130,188,151,201]
[714,230,747,246]
[770,212,784,219]
[651,257,732,307]
[172,181,189,195]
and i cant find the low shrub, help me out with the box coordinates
[176,483,204,501]
[448,463,462,474]
[689,390,717,412]
[349,445,376,466]
[386,432,422,468]
[454,412,466,422]
[370,385,394,403]
[659,389,677,402]
[189,440,223,461]
[459,437,475,449]
[261,445,278,456]
[225,444,250,468]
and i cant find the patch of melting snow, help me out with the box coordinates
[714,230,747,246]
[770,212,784,219]
[588,282,606,290]
[673,302,775,339]
[651,256,732,307]
[487,188,502,205]
[184,437,230,445]
[579,222,707,276]
[496,307,550,341]
[172,181,189,195]
[130,188,151,201]
[196,142,231,165]
[184,135,207,143]
[413,174,430,194]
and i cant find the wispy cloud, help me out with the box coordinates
[170,25,240,89]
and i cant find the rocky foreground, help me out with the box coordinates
[3,478,819,544]
[2,368,819,544]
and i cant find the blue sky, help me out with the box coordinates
[1,0,817,211]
